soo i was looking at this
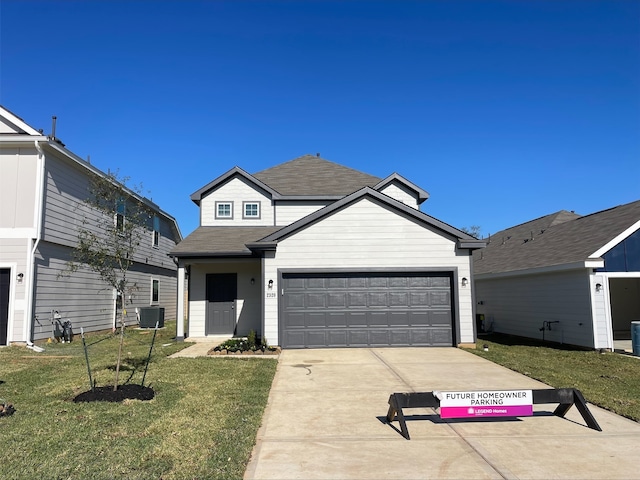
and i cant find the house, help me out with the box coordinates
[473,200,640,350]
[170,155,485,348]
[0,106,182,347]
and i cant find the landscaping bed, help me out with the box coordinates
[0,320,277,479]
[209,331,281,356]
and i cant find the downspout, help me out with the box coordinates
[25,140,46,351]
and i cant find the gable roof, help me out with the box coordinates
[252,154,382,196]
[374,173,430,204]
[474,200,640,276]
[253,187,484,250]
[190,166,279,206]
[0,105,182,242]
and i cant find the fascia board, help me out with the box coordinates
[458,240,487,249]
[169,251,255,258]
[590,219,640,258]
[374,173,430,203]
[245,242,278,251]
[0,134,49,145]
[0,106,42,135]
[259,187,475,243]
[475,260,604,280]
[190,167,280,205]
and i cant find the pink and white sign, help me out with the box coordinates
[437,389,533,419]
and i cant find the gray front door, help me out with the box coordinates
[281,272,454,348]
[0,269,9,345]
[206,273,237,335]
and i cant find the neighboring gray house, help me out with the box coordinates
[0,106,182,346]
[473,200,640,350]
[171,155,485,348]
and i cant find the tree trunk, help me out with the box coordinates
[113,313,125,391]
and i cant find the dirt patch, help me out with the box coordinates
[73,384,155,403]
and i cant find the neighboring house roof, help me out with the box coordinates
[253,154,382,196]
[170,226,282,257]
[474,200,640,275]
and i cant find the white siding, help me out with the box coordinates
[475,269,595,348]
[262,198,474,346]
[378,182,420,209]
[0,147,38,229]
[590,273,612,349]
[0,238,30,343]
[188,260,261,338]
[200,177,274,226]
[275,201,330,226]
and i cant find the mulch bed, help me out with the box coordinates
[73,384,155,403]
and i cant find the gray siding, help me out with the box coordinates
[475,269,595,348]
[32,240,178,340]
[0,238,29,342]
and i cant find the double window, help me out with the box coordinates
[214,201,261,220]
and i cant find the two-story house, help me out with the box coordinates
[0,106,182,347]
[170,155,485,348]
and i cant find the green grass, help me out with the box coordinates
[470,333,640,422]
[0,321,277,480]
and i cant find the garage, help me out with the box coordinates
[280,272,455,348]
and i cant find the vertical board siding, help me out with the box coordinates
[475,269,595,348]
[188,260,261,337]
[262,198,474,346]
[200,177,274,226]
[0,148,38,228]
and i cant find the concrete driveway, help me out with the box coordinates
[244,348,640,479]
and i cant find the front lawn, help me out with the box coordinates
[0,321,277,480]
[470,334,640,422]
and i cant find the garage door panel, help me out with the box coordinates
[348,330,369,346]
[282,273,454,348]
[328,293,347,307]
[369,311,389,326]
[327,312,347,327]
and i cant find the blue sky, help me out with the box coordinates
[1,1,638,238]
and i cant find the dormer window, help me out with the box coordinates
[243,202,260,219]
[216,201,233,219]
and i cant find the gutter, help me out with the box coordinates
[24,140,46,352]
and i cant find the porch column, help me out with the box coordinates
[176,264,186,341]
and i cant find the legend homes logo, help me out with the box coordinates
[435,389,534,419]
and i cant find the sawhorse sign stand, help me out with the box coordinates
[386,388,601,440]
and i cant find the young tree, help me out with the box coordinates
[62,170,153,391]
[460,225,482,239]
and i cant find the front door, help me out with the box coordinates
[0,269,10,345]
[206,273,237,335]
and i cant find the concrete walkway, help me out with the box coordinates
[245,348,640,479]
[168,336,229,358]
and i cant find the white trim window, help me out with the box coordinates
[151,278,159,304]
[215,201,233,219]
[152,215,160,247]
[243,201,261,219]
[115,198,126,231]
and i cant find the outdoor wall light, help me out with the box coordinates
[595,283,602,292]
[17,273,24,283]
[461,277,468,287]
[268,279,274,289]
[250,278,255,285]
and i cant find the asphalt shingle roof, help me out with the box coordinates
[170,226,282,257]
[253,154,382,196]
[473,200,640,275]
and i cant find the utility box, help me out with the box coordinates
[632,321,640,356]
[139,307,165,328]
